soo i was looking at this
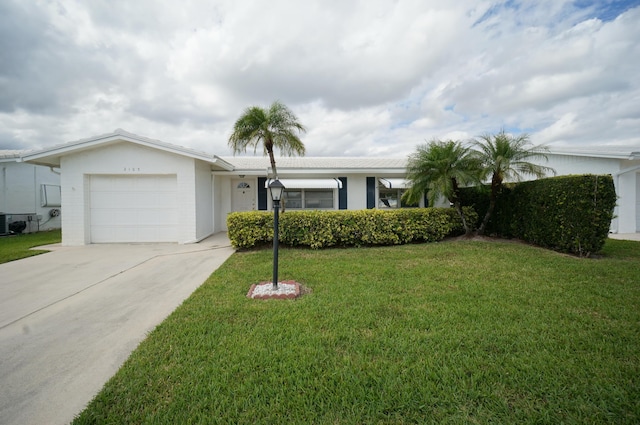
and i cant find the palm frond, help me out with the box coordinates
[228,101,307,157]
[404,139,481,206]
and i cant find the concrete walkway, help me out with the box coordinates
[0,233,235,425]
[609,233,640,241]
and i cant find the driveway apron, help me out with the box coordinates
[0,233,234,425]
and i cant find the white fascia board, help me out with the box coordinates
[548,149,639,160]
[211,170,263,176]
[209,156,234,171]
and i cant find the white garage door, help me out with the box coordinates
[90,175,179,243]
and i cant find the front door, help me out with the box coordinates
[231,179,256,212]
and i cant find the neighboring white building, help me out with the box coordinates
[19,129,639,245]
[542,149,640,236]
[1,151,62,234]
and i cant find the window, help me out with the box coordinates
[378,184,418,209]
[41,184,62,207]
[378,189,419,208]
[378,188,400,208]
[284,189,334,209]
[284,190,302,209]
[237,182,250,189]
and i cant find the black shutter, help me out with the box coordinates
[338,177,347,210]
[366,177,375,209]
[257,177,267,210]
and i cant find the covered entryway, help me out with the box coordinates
[89,175,179,243]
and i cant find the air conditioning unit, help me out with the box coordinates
[3,213,37,234]
[0,214,7,235]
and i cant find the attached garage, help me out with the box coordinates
[20,129,233,245]
[89,175,178,243]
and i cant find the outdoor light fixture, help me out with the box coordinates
[268,179,285,289]
[269,179,285,202]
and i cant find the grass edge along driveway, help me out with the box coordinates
[74,239,640,424]
[0,230,61,264]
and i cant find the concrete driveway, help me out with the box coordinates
[0,233,235,425]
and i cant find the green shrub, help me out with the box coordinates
[460,184,514,236]
[227,207,473,250]
[443,206,479,236]
[227,211,273,249]
[512,175,615,256]
[461,175,616,256]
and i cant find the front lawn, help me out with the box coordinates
[74,238,640,424]
[0,230,62,264]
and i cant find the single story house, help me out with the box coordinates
[19,129,639,245]
[1,151,62,234]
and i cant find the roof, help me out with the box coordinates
[12,129,640,170]
[221,156,408,174]
[20,129,234,170]
[548,148,640,160]
[0,150,22,162]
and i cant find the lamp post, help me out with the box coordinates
[268,179,285,290]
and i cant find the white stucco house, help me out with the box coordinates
[18,129,640,245]
[1,151,62,234]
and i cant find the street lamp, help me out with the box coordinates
[268,179,285,290]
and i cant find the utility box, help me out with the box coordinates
[0,213,7,235]
[2,213,38,234]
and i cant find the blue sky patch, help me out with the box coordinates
[575,0,640,21]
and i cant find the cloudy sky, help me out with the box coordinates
[1,0,639,157]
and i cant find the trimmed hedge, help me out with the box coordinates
[461,174,616,256]
[227,207,478,250]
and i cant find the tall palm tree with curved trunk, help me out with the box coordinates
[228,101,307,179]
[473,130,555,235]
[403,140,482,236]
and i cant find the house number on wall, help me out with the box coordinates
[123,167,141,172]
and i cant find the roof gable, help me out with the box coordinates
[21,129,233,170]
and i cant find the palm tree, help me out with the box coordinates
[403,140,482,236]
[472,130,555,235]
[228,101,307,179]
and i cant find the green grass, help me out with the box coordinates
[0,229,62,264]
[74,238,640,424]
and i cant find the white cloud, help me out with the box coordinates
[0,0,638,157]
